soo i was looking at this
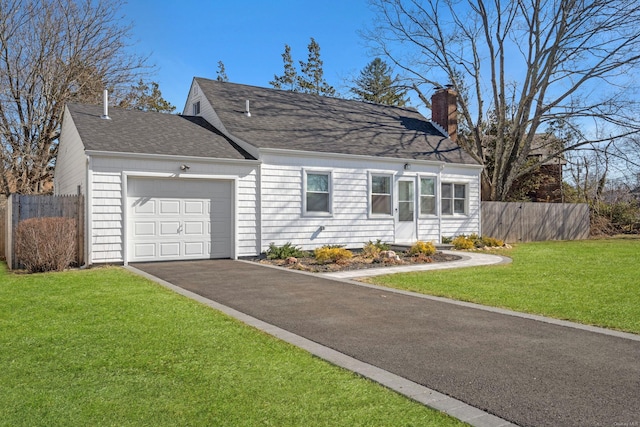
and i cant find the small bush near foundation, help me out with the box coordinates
[362,239,390,258]
[314,246,353,264]
[408,241,437,256]
[265,242,307,260]
[15,217,77,273]
[452,235,475,250]
[452,234,504,250]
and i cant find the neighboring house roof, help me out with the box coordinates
[195,78,478,165]
[66,103,254,160]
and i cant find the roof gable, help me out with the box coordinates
[195,78,478,165]
[65,103,253,160]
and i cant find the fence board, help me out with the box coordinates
[5,194,84,269]
[482,202,590,243]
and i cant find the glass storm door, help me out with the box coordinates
[396,178,416,243]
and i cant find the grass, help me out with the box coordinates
[366,237,640,334]
[0,264,464,427]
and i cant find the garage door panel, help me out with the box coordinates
[160,221,180,235]
[133,199,155,214]
[159,200,180,214]
[184,221,205,235]
[184,200,205,215]
[134,243,156,258]
[127,178,233,262]
[134,222,156,236]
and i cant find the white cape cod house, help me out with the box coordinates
[55,78,481,265]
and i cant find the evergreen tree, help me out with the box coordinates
[216,61,228,82]
[270,45,298,91]
[350,58,408,106]
[118,79,176,113]
[298,38,335,96]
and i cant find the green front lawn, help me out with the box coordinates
[367,237,640,334]
[0,264,463,427]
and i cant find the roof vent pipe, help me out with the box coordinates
[245,99,251,117]
[101,89,110,120]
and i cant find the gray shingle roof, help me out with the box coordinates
[66,103,254,160]
[196,78,478,165]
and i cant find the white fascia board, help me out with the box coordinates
[259,147,484,171]
[84,150,261,166]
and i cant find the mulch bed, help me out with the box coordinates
[249,250,462,273]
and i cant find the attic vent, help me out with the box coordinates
[245,100,251,117]
[101,90,110,120]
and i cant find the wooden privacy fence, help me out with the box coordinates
[482,202,590,243]
[0,196,6,260]
[4,194,84,269]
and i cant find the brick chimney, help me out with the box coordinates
[431,86,457,142]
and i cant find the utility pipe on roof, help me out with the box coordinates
[101,90,110,120]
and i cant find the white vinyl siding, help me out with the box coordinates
[259,153,481,251]
[54,107,87,195]
[87,155,258,264]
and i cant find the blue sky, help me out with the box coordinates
[121,0,378,112]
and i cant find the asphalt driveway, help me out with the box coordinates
[131,259,640,427]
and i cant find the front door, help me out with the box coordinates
[395,178,416,243]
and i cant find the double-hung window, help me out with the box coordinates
[420,177,436,215]
[370,174,392,215]
[441,183,467,215]
[192,101,200,115]
[305,171,331,215]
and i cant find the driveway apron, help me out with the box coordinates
[132,259,640,427]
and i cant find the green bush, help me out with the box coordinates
[408,241,436,256]
[452,235,475,250]
[362,240,390,258]
[441,236,453,244]
[480,236,504,247]
[314,246,353,264]
[266,242,307,260]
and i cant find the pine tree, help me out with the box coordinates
[298,38,335,96]
[118,79,176,113]
[350,58,408,106]
[216,61,228,82]
[270,45,298,91]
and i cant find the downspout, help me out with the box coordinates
[85,155,92,266]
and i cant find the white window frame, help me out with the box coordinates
[192,101,201,115]
[369,173,393,217]
[441,182,468,216]
[302,169,332,217]
[419,175,437,216]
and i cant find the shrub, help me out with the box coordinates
[441,236,453,244]
[480,236,504,248]
[362,239,390,258]
[265,242,307,260]
[452,235,475,250]
[14,217,77,273]
[314,246,353,264]
[408,241,437,256]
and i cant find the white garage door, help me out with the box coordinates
[127,178,233,262]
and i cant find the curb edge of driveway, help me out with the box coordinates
[125,265,518,427]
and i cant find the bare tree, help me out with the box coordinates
[0,0,149,195]
[366,0,640,200]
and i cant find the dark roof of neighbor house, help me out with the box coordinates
[195,78,479,165]
[66,103,254,160]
